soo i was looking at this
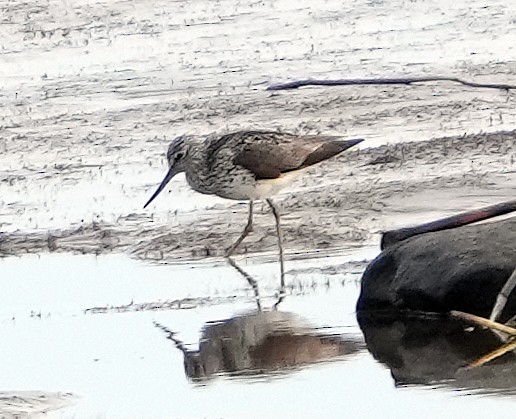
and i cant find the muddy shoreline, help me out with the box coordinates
[0,391,75,419]
[2,0,516,264]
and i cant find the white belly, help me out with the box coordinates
[219,171,304,201]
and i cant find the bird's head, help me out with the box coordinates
[166,135,192,172]
[143,135,194,208]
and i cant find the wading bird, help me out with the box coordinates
[144,130,363,292]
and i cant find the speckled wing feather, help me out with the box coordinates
[232,132,363,179]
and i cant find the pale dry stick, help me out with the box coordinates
[451,310,516,368]
[450,310,516,336]
[507,314,516,326]
[490,267,516,322]
[266,76,516,91]
[467,338,516,369]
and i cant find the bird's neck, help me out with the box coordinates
[183,139,212,192]
[185,139,207,168]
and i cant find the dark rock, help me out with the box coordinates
[357,312,516,392]
[357,218,516,320]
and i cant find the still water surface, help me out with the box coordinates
[0,252,514,418]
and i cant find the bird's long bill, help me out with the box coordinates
[143,166,177,209]
[341,138,365,149]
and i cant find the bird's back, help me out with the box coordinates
[185,130,363,200]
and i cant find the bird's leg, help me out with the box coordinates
[226,257,262,311]
[225,201,261,310]
[266,198,285,290]
[225,200,254,257]
[273,291,286,311]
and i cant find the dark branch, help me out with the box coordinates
[266,76,516,91]
[381,199,516,250]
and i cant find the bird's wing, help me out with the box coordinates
[232,132,363,179]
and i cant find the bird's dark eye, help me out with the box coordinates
[175,152,184,162]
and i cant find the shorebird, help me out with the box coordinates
[144,130,363,291]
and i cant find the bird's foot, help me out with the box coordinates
[273,286,287,310]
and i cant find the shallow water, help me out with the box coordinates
[1,252,515,418]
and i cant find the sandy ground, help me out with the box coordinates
[2,0,516,416]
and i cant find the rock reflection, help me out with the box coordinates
[357,312,516,395]
[157,311,362,382]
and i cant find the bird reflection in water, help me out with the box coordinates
[155,311,362,382]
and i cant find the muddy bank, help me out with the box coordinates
[2,0,516,261]
[2,129,516,262]
[0,391,75,419]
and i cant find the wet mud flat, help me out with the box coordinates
[2,0,516,262]
[2,0,516,417]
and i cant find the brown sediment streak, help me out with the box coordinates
[381,200,516,250]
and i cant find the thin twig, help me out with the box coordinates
[467,338,516,369]
[266,76,516,91]
[450,310,516,336]
[490,267,516,322]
